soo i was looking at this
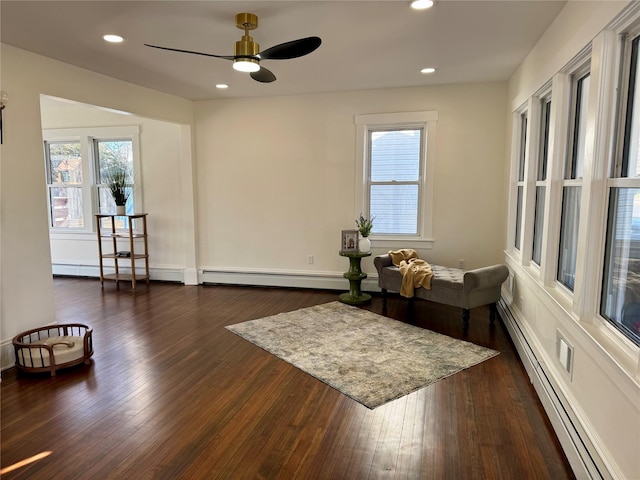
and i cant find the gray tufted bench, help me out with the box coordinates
[374,254,509,330]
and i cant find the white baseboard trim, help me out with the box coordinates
[51,263,382,292]
[498,299,610,480]
[52,263,185,283]
[183,268,198,286]
[1,339,15,372]
[200,267,380,292]
[52,263,101,278]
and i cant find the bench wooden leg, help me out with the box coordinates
[462,309,470,331]
[407,297,416,324]
[489,303,497,324]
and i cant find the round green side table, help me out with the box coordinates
[338,250,372,305]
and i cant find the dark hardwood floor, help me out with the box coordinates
[1,277,575,479]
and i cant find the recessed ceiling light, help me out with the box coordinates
[411,0,434,10]
[216,84,229,89]
[103,34,124,43]
[421,67,436,74]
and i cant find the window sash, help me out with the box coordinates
[518,113,528,182]
[601,187,640,346]
[538,99,551,181]
[600,32,640,347]
[515,186,523,250]
[47,185,84,229]
[566,73,591,180]
[45,141,83,185]
[368,128,421,182]
[622,36,640,178]
[553,70,589,291]
[514,111,528,251]
[558,186,582,290]
[94,138,135,216]
[531,97,552,265]
[44,140,84,229]
[532,185,546,265]
[367,127,423,236]
[369,184,419,235]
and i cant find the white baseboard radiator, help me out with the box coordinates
[497,299,609,480]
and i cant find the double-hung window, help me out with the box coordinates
[355,111,437,247]
[557,70,590,291]
[532,97,552,266]
[43,126,141,232]
[601,34,640,346]
[368,128,421,234]
[514,111,528,251]
[95,139,135,215]
[45,140,85,228]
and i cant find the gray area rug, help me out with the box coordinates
[226,301,499,409]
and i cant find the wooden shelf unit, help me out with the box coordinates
[96,213,149,289]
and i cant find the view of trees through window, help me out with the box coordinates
[44,135,135,231]
[96,139,134,220]
[45,141,83,228]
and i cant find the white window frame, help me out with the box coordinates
[509,106,529,257]
[43,126,142,236]
[532,92,552,268]
[555,64,591,297]
[598,29,640,350]
[44,136,89,231]
[354,111,437,250]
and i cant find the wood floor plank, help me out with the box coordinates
[1,278,575,479]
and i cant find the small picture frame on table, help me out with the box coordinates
[341,229,359,251]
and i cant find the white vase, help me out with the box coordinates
[359,236,371,252]
[116,205,126,215]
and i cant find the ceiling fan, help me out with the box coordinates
[144,12,321,83]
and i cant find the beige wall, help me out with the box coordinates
[1,48,56,365]
[195,82,508,277]
[38,76,509,287]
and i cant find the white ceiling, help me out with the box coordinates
[1,0,566,101]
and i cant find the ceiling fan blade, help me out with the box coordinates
[144,44,235,60]
[259,37,321,60]
[250,66,276,83]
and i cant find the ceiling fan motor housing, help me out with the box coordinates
[235,36,259,57]
[234,12,259,64]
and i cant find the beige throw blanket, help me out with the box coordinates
[389,249,433,298]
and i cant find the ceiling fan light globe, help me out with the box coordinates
[233,59,260,73]
[410,0,434,9]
